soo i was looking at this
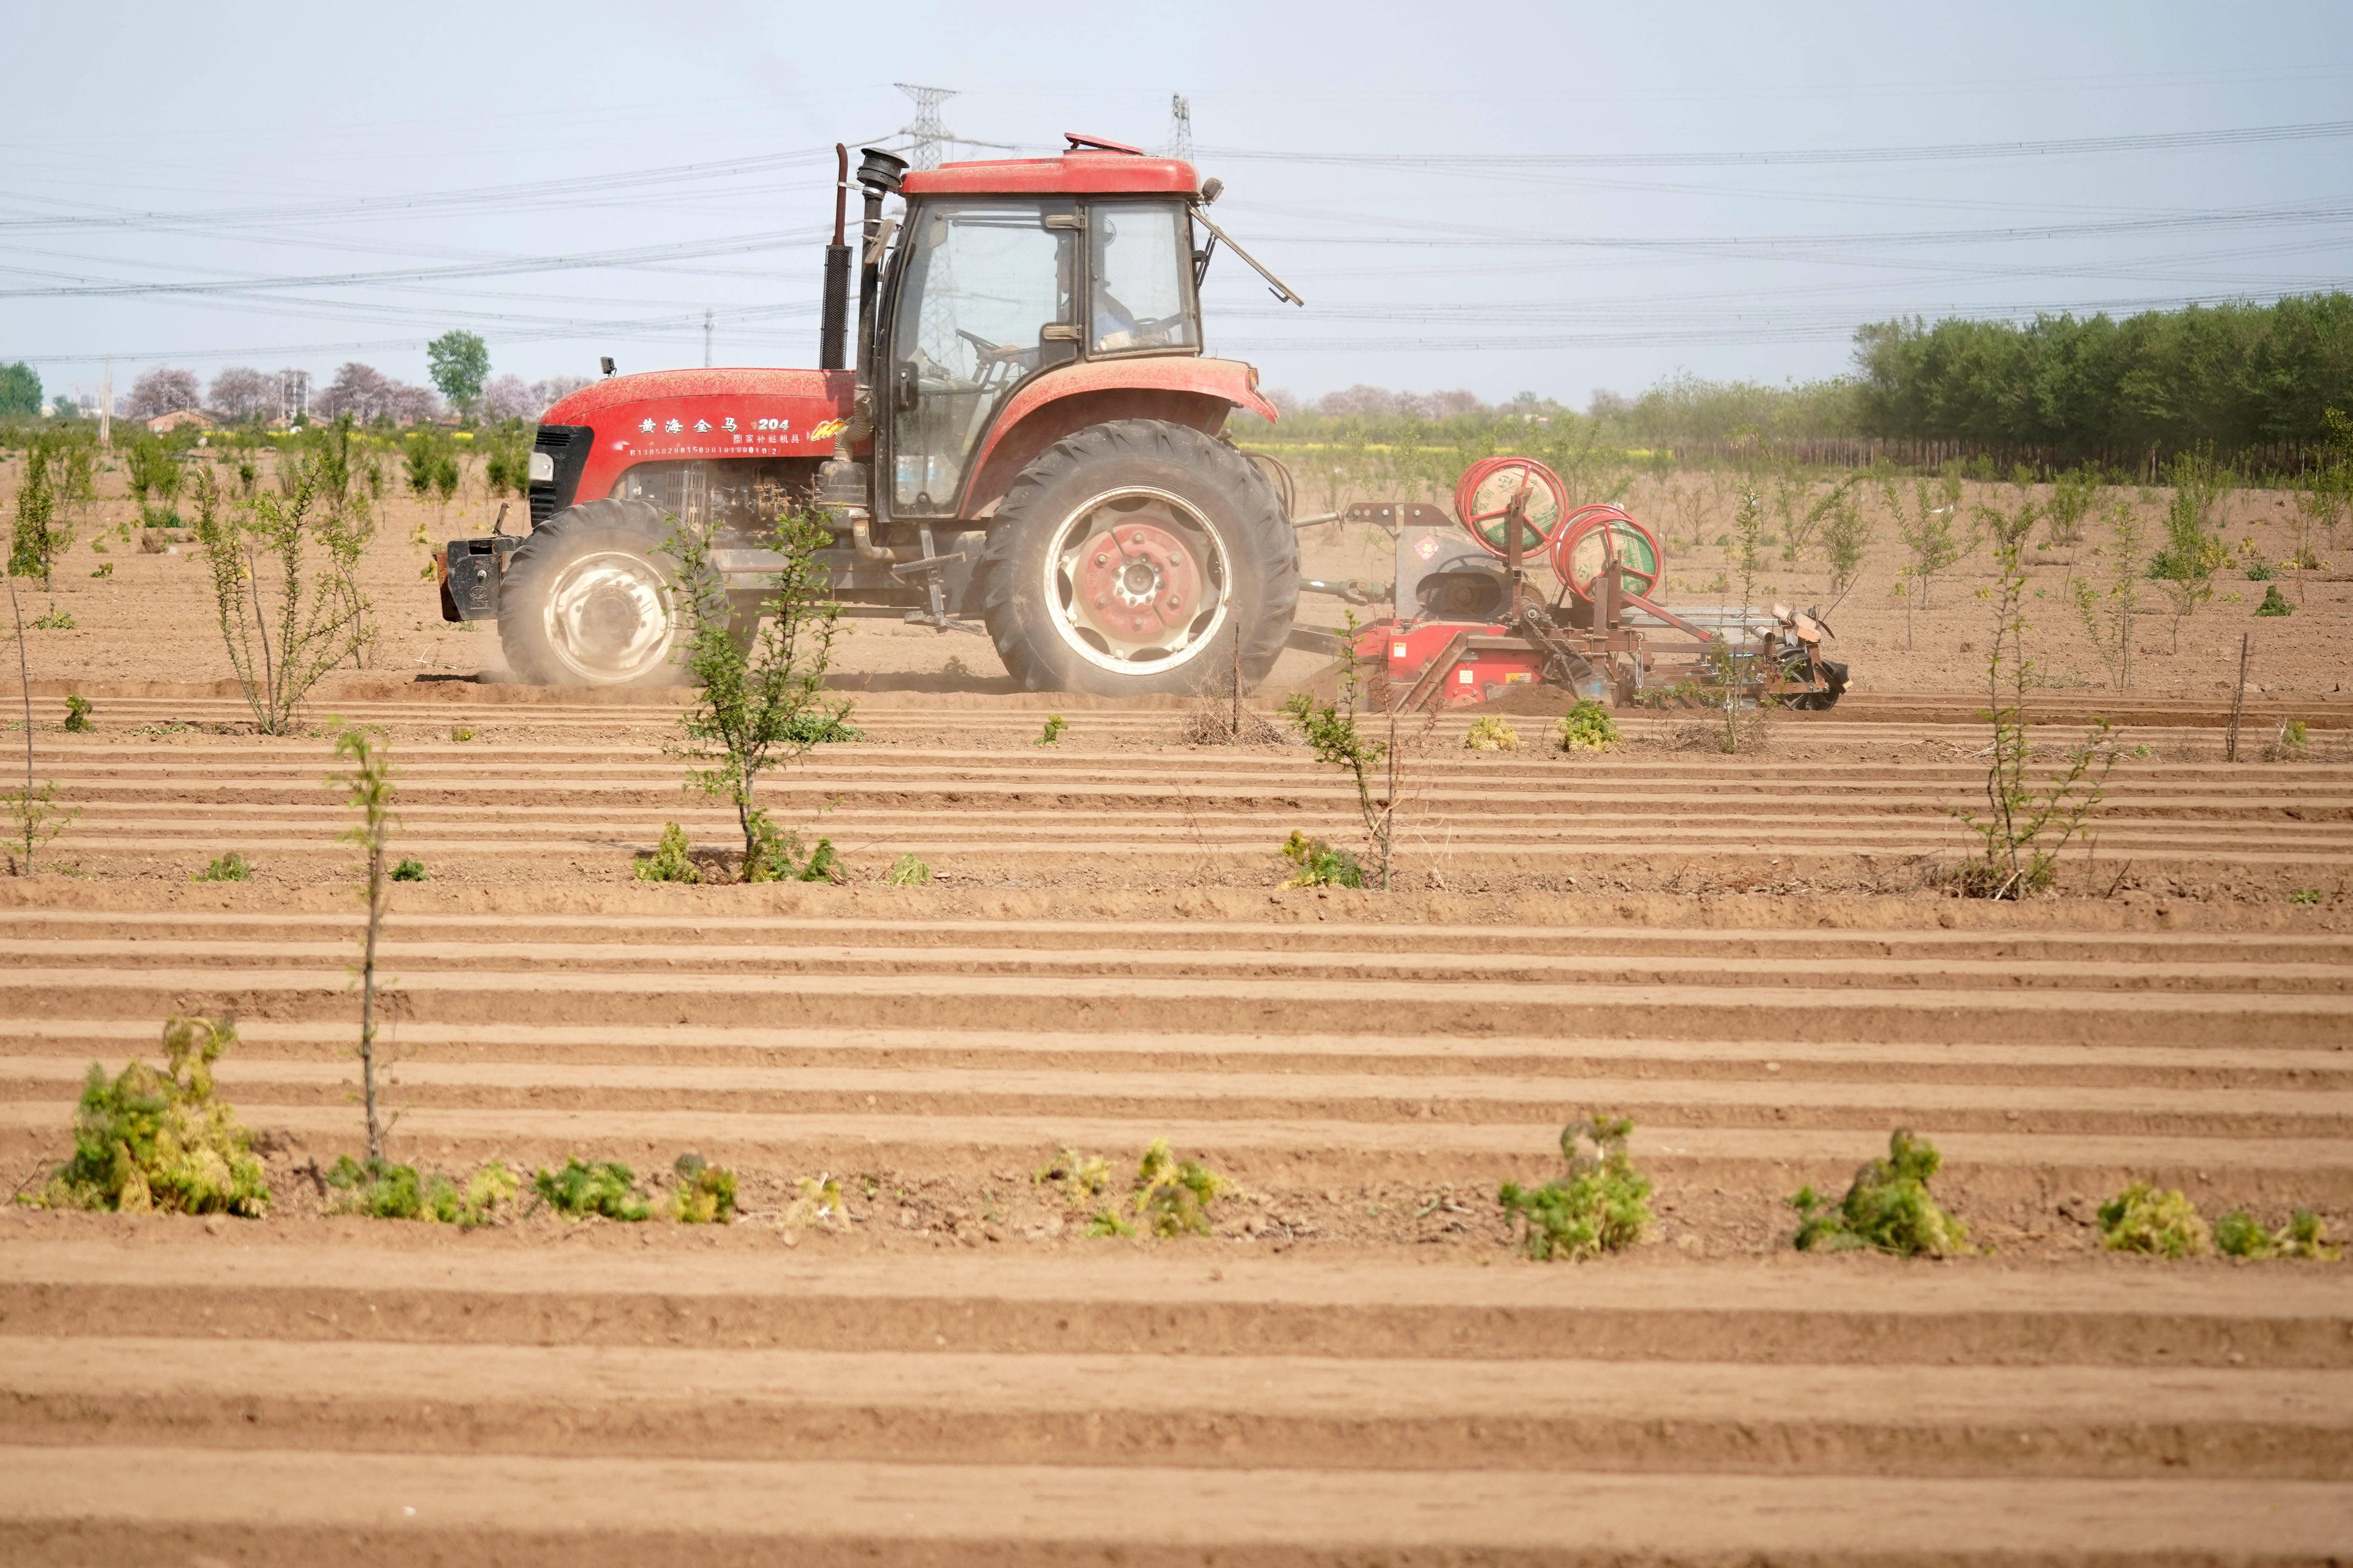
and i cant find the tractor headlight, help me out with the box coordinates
[528,451,555,485]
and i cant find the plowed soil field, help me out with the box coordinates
[3,680,2350,1566]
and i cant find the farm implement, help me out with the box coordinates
[1277,454,1851,711]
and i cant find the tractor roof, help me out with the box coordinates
[900,141,1199,200]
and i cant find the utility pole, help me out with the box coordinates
[97,355,111,449]
[1168,94,1194,161]
[895,83,957,170]
[703,308,714,368]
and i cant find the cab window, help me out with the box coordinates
[1088,201,1198,355]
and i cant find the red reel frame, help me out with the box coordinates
[1549,504,1664,602]
[1453,457,1570,560]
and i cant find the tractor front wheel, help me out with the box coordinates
[497,498,688,686]
[978,419,1297,697]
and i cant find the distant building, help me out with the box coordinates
[146,409,216,434]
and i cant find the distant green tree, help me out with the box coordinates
[425,331,490,417]
[0,362,39,418]
[1852,294,2353,458]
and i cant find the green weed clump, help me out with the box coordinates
[1557,699,1619,753]
[1134,1138,1226,1237]
[744,809,841,883]
[2255,584,2294,617]
[1036,714,1067,747]
[194,851,251,883]
[390,857,427,882]
[62,694,91,733]
[884,852,932,886]
[633,821,701,883]
[2097,1182,2208,1257]
[783,711,863,744]
[326,1156,517,1227]
[1037,1141,1228,1238]
[1034,1147,1114,1205]
[2215,1209,2340,1261]
[1498,1115,1652,1261]
[30,604,76,631]
[1279,829,1362,888]
[533,1158,652,1221]
[669,1152,737,1224]
[1464,716,1519,751]
[1790,1129,1969,1256]
[37,1015,270,1216]
[782,1173,848,1229]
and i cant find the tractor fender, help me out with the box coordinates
[959,357,1277,520]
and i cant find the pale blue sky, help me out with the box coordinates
[4,0,2349,408]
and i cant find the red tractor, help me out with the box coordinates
[439,135,1305,696]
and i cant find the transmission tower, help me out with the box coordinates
[1168,95,1194,161]
[895,83,958,170]
[279,368,308,427]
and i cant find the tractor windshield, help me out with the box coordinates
[1089,201,1198,355]
[888,199,1077,512]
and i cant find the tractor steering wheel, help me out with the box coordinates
[957,328,1025,365]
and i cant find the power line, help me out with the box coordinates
[0,226,826,298]
[1199,118,2353,172]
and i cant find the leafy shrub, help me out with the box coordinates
[62,694,91,733]
[633,821,701,883]
[885,852,932,886]
[2265,719,2310,762]
[1279,829,1362,888]
[2098,1182,2208,1257]
[1464,716,1519,751]
[1133,1138,1226,1237]
[532,1158,651,1221]
[390,857,427,882]
[1036,714,1067,746]
[2255,584,2294,617]
[2214,1207,2339,1261]
[669,1152,737,1224]
[194,851,251,883]
[30,604,75,630]
[326,1156,517,1227]
[2244,561,2272,581]
[1498,1115,1652,1261]
[1557,699,1619,753]
[38,1015,269,1216]
[1790,1129,1968,1256]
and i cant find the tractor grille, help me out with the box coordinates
[528,424,592,527]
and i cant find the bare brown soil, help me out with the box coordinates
[1,463,2351,1562]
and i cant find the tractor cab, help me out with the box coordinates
[883,191,1199,514]
[857,139,1228,521]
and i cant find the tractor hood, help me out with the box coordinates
[543,366,857,467]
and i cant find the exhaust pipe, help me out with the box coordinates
[852,147,906,403]
[819,145,851,371]
[818,145,907,515]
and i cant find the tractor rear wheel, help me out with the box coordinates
[497,498,688,687]
[978,419,1297,696]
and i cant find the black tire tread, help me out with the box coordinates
[496,497,681,687]
[978,420,1297,695]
